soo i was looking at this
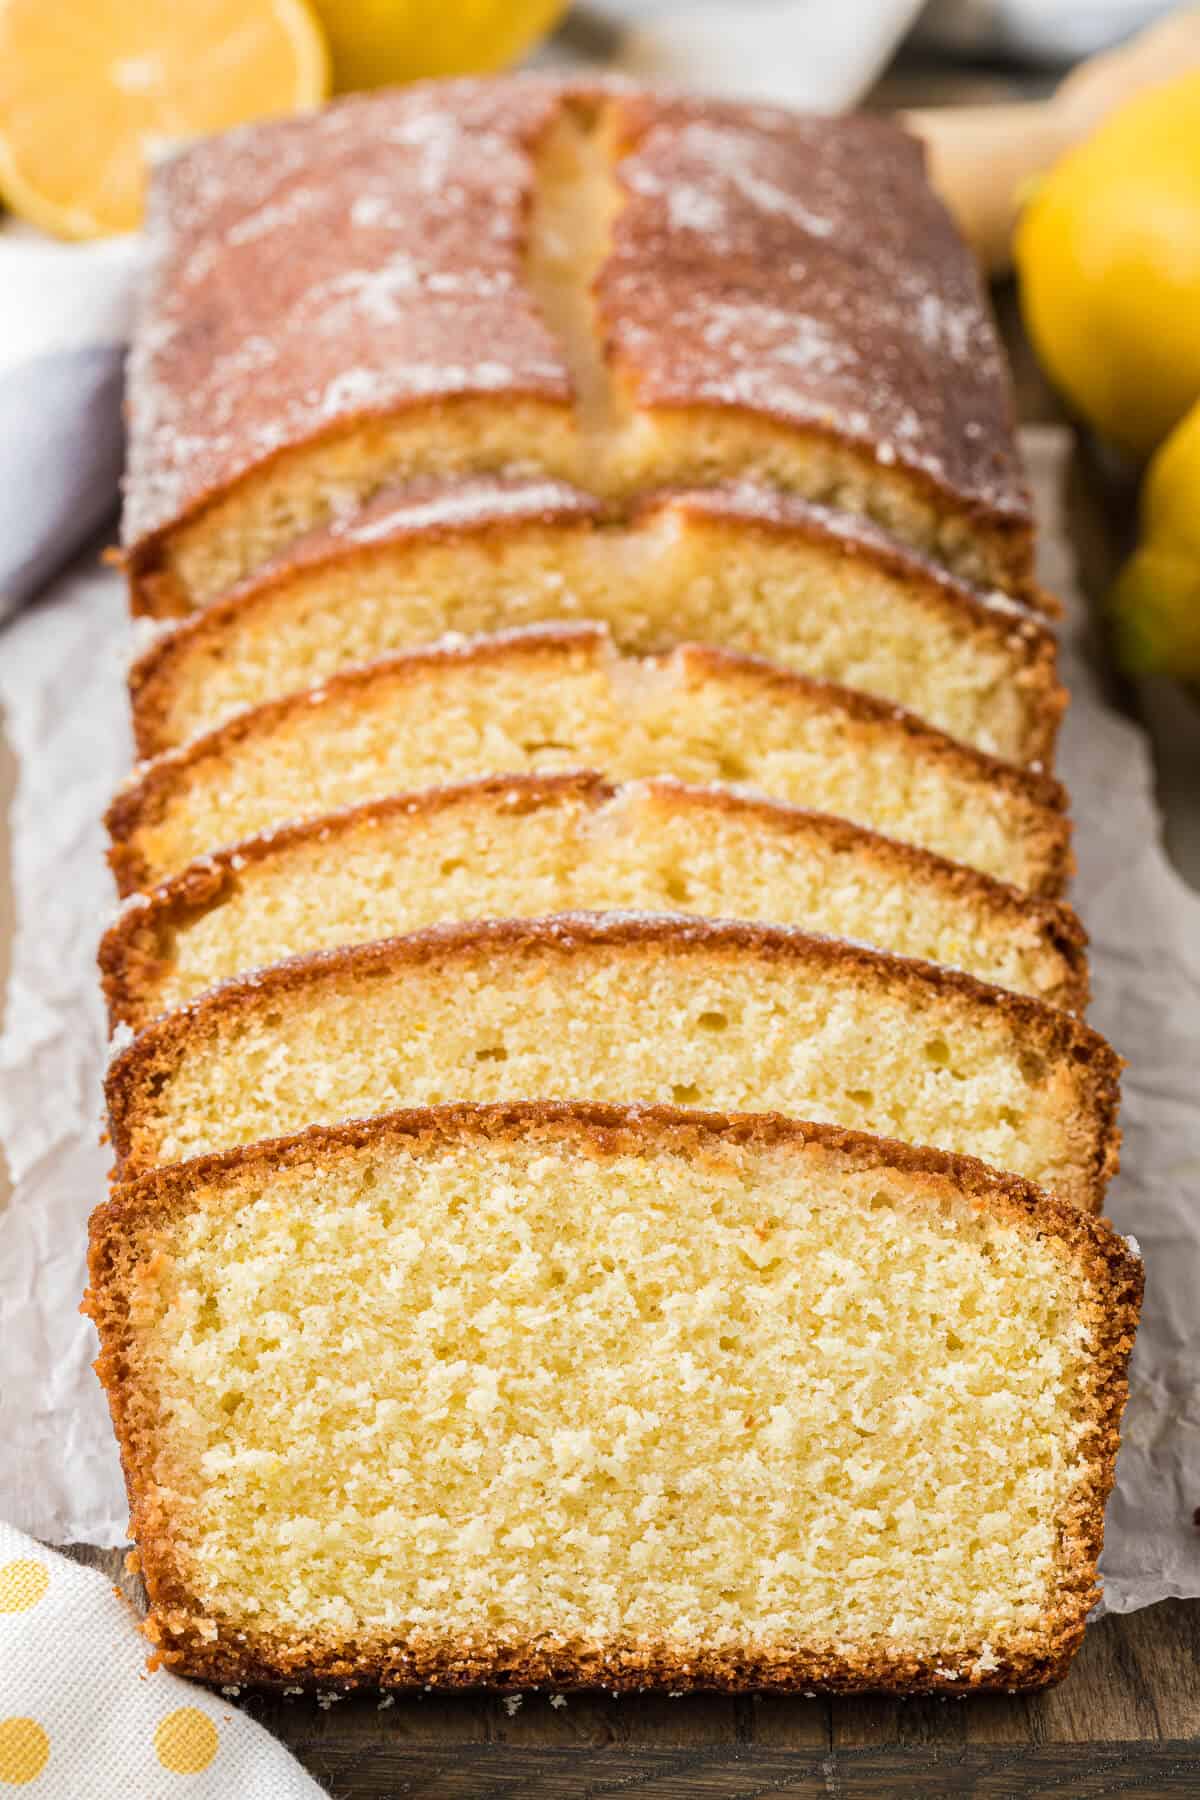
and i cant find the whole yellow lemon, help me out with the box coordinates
[1110,396,1200,677]
[309,0,567,91]
[1016,71,1200,461]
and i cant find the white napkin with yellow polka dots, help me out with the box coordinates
[0,1523,324,1796]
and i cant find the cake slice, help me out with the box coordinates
[123,82,1033,615]
[128,481,1063,767]
[100,774,1089,1032]
[86,1102,1142,1692]
[105,914,1121,1209]
[107,626,1071,897]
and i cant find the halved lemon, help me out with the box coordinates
[0,0,329,239]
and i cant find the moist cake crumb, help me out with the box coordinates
[85,1104,1141,1691]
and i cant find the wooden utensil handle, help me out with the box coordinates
[904,104,1075,277]
[904,7,1200,274]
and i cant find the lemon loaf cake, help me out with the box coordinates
[100,774,1089,1031]
[86,1103,1142,1692]
[122,80,1034,616]
[105,914,1121,1208]
[128,481,1062,766]
[107,626,1071,897]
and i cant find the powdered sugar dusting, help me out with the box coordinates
[226,185,324,248]
[234,476,600,584]
[336,478,598,545]
[915,290,976,366]
[663,183,727,235]
[677,120,836,238]
[123,81,574,546]
[603,95,1029,523]
[126,612,179,669]
[124,79,1030,566]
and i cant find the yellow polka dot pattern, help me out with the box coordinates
[0,1718,50,1785]
[0,1563,48,1615]
[154,1707,219,1775]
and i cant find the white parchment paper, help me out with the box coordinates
[1,428,1198,1611]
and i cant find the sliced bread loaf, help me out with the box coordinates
[124,85,1032,615]
[107,626,1071,897]
[105,913,1121,1209]
[86,1102,1141,1691]
[128,482,1062,765]
[101,774,1089,1031]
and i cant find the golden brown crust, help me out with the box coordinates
[126,482,606,745]
[122,79,577,561]
[106,624,1073,898]
[86,1100,1142,1693]
[123,79,1032,609]
[131,476,607,629]
[98,771,1090,1032]
[655,488,1054,625]
[658,489,1059,633]
[599,94,1031,593]
[103,910,1122,1201]
[663,496,1063,764]
[127,479,1064,761]
[105,1631,1084,1694]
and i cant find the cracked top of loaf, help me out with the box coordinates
[123,77,1030,598]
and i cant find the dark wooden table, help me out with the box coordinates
[46,1546,1200,1796]
[4,52,1198,1800]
